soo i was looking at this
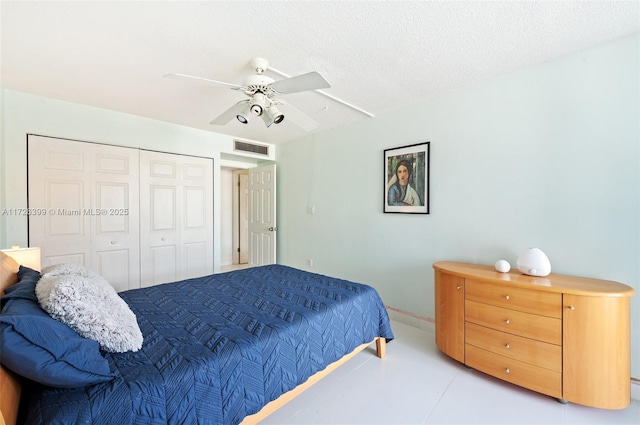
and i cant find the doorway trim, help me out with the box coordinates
[232,169,249,265]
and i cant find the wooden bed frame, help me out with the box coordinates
[0,251,386,425]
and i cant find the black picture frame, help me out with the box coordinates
[384,142,430,214]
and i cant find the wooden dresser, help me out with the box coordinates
[433,261,635,409]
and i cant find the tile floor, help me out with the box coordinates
[261,320,640,425]
[220,263,252,272]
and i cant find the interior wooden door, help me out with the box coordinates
[28,135,140,292]
[248,164,276,266]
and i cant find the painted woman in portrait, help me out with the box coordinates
[387,159,422,206]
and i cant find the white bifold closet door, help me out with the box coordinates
[28,136,214,291]
[139,150,213,287]
[28,135,141,292]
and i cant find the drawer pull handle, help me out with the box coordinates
[456,285,461,290]
[568,305,575,310]
[505,343,510,349]
[505,319,510,324]
[505,295,510,300]
[505,368,510,374]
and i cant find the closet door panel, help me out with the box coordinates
[47,180,87,236]
[182,186,208,279]
[28,136,91,268]
[95,182,128,233]
[140,150,212,286]
[151,186,177,230]
[28,136,140,290]
[180,157,213,279]
[44,253,86,266]
[91,143,140,290]
[149,245,178,285]
[140,182,179,287]
[184,242,207,279]
[184,187,205,228]
[96,249,132,293]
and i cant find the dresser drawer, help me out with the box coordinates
[466,300,562,345]
[466,279,561,318]
[465,322,561,372]
[465,344,562,398]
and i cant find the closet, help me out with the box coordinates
[27,135,213,291]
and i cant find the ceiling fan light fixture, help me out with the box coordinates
[272,111,284,125]
[262,105,285,127]
[250,105,263,116]
[250,92,266,116]
[178,57,341,131]
[236,102,252,124]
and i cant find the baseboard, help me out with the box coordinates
[385,305,434,334]
[386,305,639,401]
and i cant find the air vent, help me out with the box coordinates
[234,140,269,157]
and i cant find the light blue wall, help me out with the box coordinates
[276,34,640,377]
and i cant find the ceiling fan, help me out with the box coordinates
[165,58,331,131]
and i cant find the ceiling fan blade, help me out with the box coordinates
[164,73,243,90]
[277,102,320,131]
[210,101,249,125]
[270,71,330,94]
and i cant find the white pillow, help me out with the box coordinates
[42,263,101,278]
[36,264,143,353]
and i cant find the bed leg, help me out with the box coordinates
[375,337,386,358]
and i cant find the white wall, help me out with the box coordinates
[0,89,264,271]
[276,34,640,377]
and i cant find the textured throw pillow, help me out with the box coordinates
[0,267,114,388]
[41,262,101,278]
[36,264,143,353]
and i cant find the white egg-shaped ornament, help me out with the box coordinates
[494,260,511,273]
[517,248,551,277]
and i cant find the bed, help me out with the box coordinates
[0,251,393,425]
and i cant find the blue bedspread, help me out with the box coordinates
[25,265,394,424]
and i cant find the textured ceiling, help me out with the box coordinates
[1,1,638,145]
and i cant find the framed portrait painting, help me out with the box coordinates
[384,142,430,214]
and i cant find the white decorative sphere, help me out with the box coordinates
[517,248,551,277]
[494,260,511,273]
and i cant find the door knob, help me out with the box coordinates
[268,227,278,231]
